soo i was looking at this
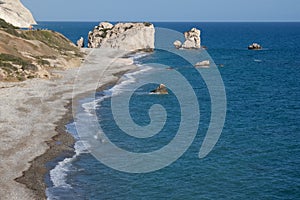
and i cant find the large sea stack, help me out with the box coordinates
[173,28,201,49]
[88,22,155,51]
[182,28,201,49]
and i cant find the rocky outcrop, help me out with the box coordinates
[0,0,37,28]
[173,40,182,49]
[173,28,201,49]
[88,22,155,51]
[150,84,168,94]
[248,43,262,50]
[77,37,84,48]
[182,28,201,49]
[195,60,210,68]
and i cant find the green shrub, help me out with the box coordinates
[143,22,152,27]
[0,53,30,66]
[21,64,38,71]
[0,18,17,29]
[22,30,80,54]
[0,18,22,37]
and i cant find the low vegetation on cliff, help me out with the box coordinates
[0,19,82,81]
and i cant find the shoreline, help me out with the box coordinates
[0,48,138,199]
[17,70,133,199]
[15,101,76,199]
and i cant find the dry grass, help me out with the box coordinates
[0,19,83,81]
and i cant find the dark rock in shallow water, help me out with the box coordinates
[150,84,168,94]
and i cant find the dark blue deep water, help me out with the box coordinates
[42,22,300,199]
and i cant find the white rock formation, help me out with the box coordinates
[195,60,210,68]
[248,43,262,50]
[182,28,201,49]
[173,40,182,49]
[88,22,155,51]
[97,22,114,30]
[0,0,37,28]
[77,37,84,48]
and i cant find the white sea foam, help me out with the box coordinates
[128,52,150,61]
[48,140,90,188]
[82,101,96,116]
[49,157,74,189]
[110,65,153,96]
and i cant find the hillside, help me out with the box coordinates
[0,19,83,81]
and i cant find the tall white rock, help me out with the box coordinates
[88,22,155,51]
[0,0,37,28]
[182,28,201,49]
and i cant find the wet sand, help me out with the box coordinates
[0,48,137,199]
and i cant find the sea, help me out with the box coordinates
[36,22,300,199]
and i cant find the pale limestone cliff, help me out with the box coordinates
[0,0,36,28]
[88,22,155,51]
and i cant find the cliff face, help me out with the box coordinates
[88,22,155,51]
[0,0,37,28]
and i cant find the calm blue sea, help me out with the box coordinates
[39,22,300,200]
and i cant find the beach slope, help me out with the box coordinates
[0,48,136,199]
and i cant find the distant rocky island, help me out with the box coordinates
[88,22,155,51]
[0,0,36,28]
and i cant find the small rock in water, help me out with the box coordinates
[195,60,210,68]
[150,84,168,94]
[248,43,262,50]
[173,40,182,49]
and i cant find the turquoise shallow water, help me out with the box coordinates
[42,22,300,199]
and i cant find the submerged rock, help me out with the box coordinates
[150,84,168,94]
[182,28,201,49]
[88,22,155,51]
[248,43,262,50]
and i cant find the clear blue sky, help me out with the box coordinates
[22,0,300,22]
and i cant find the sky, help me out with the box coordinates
[22,0,300,22]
